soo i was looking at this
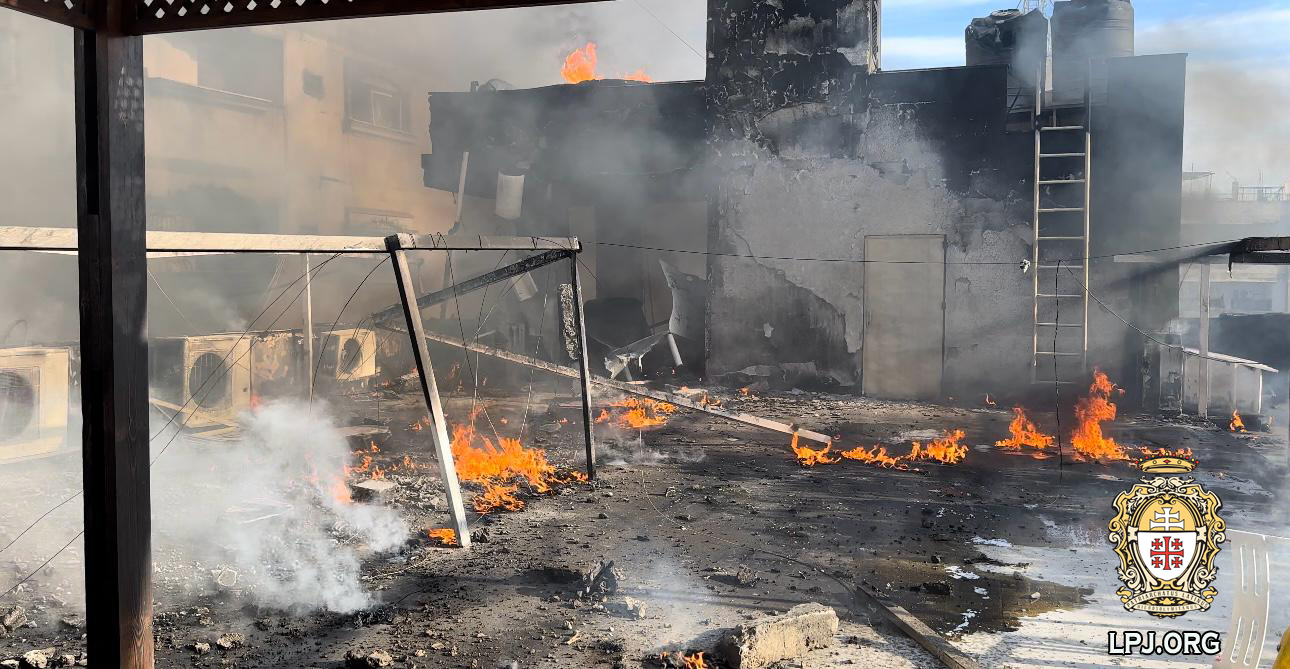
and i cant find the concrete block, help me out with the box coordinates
[716,603,839,669]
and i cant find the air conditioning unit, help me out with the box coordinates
[150,334,252,429]
[316,328,377,384]
[0,346,72,461]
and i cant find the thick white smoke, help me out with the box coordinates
[151,400,409,612]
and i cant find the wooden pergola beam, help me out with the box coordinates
[0,0,96,29]
[130,0,600,34]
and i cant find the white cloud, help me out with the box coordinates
[881,36,965,70]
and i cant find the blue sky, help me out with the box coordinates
[881,0,1290,69]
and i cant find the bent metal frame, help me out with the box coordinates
[0,0,596,657]
[0,220,592,668]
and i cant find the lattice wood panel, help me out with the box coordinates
[2,0,94,29]
[131,0,593,33]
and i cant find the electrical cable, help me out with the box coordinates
[1062,265,1217,359]
[629,0,706,62]
[582,237,1249,267]
[0,254,349,596]
[309,257,390,405]
[0,254,341,564]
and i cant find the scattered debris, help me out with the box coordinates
[607,596,647,620]
[351,478,398,502]
[19,649,49,669]
[215,632,245,650]
[1,608,25,634]
[715,603,838,669]
[579,560,621,600]
[344,648,394,668]
[191,642,211,655]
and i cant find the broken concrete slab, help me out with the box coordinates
[716,603,839,669]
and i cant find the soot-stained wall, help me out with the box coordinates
[705,0,1185,401]
[705,0,1035,396]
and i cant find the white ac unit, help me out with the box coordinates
[150,334,252,429]
[316,328,377,383]
[0,346,72,461]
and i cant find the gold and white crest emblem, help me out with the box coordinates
[1107,454,1225,618]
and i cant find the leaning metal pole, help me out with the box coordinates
[387,238,471,547]
[569,252,597,479]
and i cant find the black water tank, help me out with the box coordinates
[965,9,1050,94]
[1051,0,1134,102]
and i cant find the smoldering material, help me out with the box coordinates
[151,400,409,612]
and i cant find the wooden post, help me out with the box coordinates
[1198,262,1211,418]
[73,19,154,669]
[387,238,471,546]
[569,253,596,479]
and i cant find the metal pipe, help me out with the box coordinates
[303,254,315,398]
[569,253,597,479]
[389,244,471,547]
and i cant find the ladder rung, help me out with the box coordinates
[1035,351,1083,357]
[1039,152,1086,158]
[1035,322,1084,327]
[1038,207,1085,213]
[1038,179,1086,184]
[1036,293,1083,298]
[1036,236,1085,240]
[1040,126,1084,131]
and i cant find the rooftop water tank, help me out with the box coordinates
[965,9,1050,101]
[1051,0,1134,103]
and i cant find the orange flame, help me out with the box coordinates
[474,482,525,513]
[1070,369,1127,461]
[832,430,969,470]
[839,444,908,469]
[597,397,677,429]
[449,406,587,513]
[908,429,969,464]
[995,407,1053,450]
[683,652,708,669]
[561,42,652,84]
[427,528,457,546]
[790,433,839,466]
[1229,409,1246,432]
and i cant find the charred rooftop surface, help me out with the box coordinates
[2,0,1287,667]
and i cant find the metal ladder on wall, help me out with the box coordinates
[1030,76,1092,383]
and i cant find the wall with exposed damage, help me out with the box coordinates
[705,0,1036,396]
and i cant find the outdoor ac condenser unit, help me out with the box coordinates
[316,328,378,383]
[150,334,252,429]
[0,346,72,461]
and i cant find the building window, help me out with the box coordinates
[346,67,409,135]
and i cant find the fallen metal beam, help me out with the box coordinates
[370,249,571,324]
[853,584,981,669]
[379,325,835,445]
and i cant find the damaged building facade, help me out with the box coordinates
[422,0,1187,404]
